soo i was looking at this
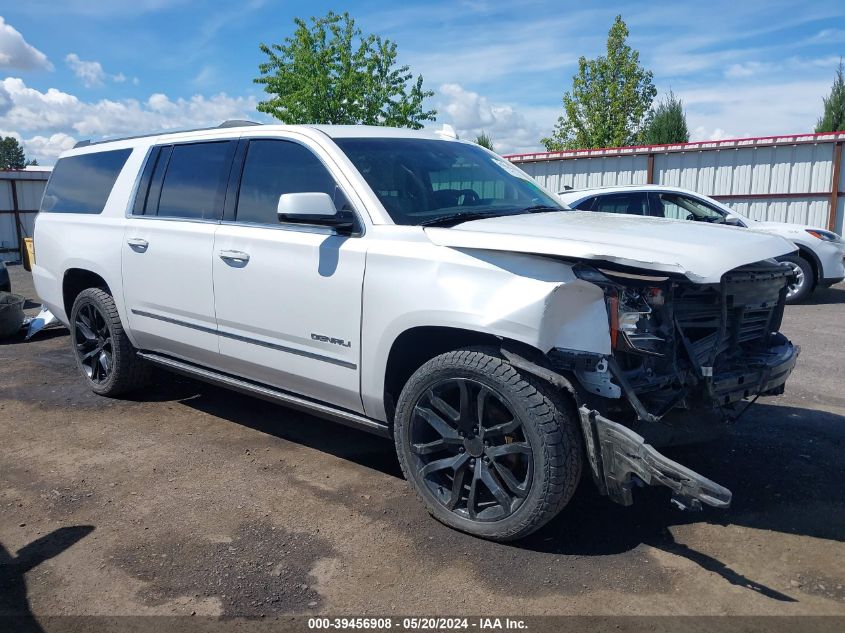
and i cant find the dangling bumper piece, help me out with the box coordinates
[578,407,732,511]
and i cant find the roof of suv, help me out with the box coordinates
[557,184,711,200]
[72,121,452,150]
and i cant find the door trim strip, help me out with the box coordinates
[131,309,357,369]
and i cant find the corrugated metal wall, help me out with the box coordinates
[512,135,845,233]
[526,155,649,193]
[0,171,49,263]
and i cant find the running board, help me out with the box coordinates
[137,352,391,438]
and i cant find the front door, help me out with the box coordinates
[212,138,366,412]
[122,140,236,367]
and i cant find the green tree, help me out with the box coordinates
[0,136,27,169]
[642,90,689,144]
[542,15,656,150]
[255,11,436,128]
[475,130,494,150]
[815,59,845,133]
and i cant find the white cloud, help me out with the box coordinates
[724,56,842,79]
[0,81,11,116]
[810,28,845,44]
[689,127,739,142]
[0,128,75,162]
[678,78,831,142]
[65,53,106,86]
[22,132,77,161]
[724,62,767,79]
[0,17,52,71]
[434,83,556,154]
[0,77,259,163]
[65,53,128,87]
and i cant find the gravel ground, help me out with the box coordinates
[1,264,844,623]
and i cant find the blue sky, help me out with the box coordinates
[1,0,843,162]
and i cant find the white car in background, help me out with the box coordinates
[557,184,845,302]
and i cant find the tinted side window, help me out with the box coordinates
[156,142,234,220]
[653,193,725,222]
[573,196,595,210]
[236,140,347,225]
[41,149,132,214]
[593,192,649,215]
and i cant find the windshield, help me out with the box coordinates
[334,138,565,226]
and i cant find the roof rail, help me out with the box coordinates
[218,119,262,128]
[71,120,264,150]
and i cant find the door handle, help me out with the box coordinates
[127,238,149,252]
[218,249,250,265]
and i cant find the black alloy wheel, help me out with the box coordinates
[408,377,533,521]
[74,302,114,384]
[70,287,151,396]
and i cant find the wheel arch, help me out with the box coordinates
[381,325,566,425]
[794,245,821,288]
[62,268,111,319]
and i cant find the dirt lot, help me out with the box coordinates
[2,264,845,622]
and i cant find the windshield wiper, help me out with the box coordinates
[520,204,563,213]
[418,211,511,227]
[419,205,563,228]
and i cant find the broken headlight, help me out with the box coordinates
[574,264,669,357]
[609,287,666,356]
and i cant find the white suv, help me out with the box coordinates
[34,122,799,541]
[558,184,845,303]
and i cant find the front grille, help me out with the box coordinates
[674,261,790,367]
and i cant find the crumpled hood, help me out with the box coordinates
[424,211,797,283]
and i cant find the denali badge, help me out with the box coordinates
[311,333,352,348]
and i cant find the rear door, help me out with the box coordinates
[212,137,366,412]
[121,140,236,367]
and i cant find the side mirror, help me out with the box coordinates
[276,192,355,233]
[724,215,744,227]
[277,192,338,219]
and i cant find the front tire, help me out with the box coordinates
[70,288,150,397]
[783,254,814,303]
[394,347,582,541]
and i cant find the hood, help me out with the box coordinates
[424,211,796,284]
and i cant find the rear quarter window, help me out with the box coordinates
[40,149,132,214]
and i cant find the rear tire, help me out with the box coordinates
[783,254,814,303]
[70,288,151,397]
[394,346,582,541]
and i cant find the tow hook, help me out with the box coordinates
[578,407,732,510]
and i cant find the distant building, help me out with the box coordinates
[1,169,50,263]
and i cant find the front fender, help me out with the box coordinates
[359,244,611,421]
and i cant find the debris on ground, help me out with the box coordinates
[25,306,59,340]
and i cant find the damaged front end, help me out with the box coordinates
[551,258,799,510]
